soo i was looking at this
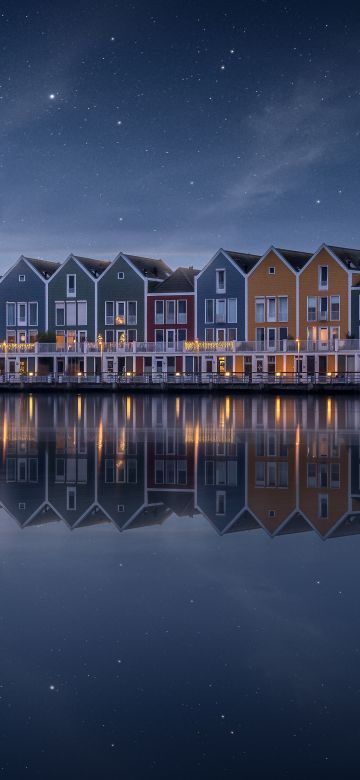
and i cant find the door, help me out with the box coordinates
[205,359,213,374]
[307,355,315,379]
[217,356,225,375]
[319,355,327,377]
[268,328,276,350]
[256,358,263,376]
[319,327,328,349]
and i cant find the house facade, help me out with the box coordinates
[195,248,260,375]
[97,253,171,376]
[147,266,199,375]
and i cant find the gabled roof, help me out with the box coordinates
[225,250,261,273]
[150,266,200,294]
[326,245,360,269]
[72,256,111,277]
[274,248,312,271]
[123,254,172,280]
[23,257,61,279]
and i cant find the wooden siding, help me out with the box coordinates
[247,250,296,341]
[299,248,349,339]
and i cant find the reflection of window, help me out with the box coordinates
[205,461,214,485]
[67,487,76,510]
[319,464,328,488]
[55,458,65,482]
[216,461,226,485]
[255,461,265,486]
[330,463,340,488]
[318,494,328,519]
[307,463,317,487]
[267,463,277,487]
[216,491,226,515]
[278,462,288,487]
[155,460,164,484]
[227,461,237,486]
[177,461,187,485]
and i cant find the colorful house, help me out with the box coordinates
[195,248,260,375]
[0,256,60,375]
[147,266,199,375]
[48,254,110,374]
[97,252,171,376]
[247,246,311,378]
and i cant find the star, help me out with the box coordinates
[110,36,115,41]
[315,199,321,204]
[220,64,225,70]
[49,94,56,100]
[117,120,122,125]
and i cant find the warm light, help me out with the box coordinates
[327,372,332,377]
[225,371,230,377]
[176,372,180,376]
[77,395,82,421]
[176,397,180,419]
[225,397,230,420]
[327,397,332,425]
[276,371,281,377]
[296,424,300,447]
[275,396,281,424]
[126,371,132,377]
[184,340,234,351]
[77,372,82,377]
[126,396,131,420]
[29,372,33,377]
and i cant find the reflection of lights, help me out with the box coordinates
[327,397,332,425]
[225,397,230,420]
[176,397,180,419]
[126,396,131,420]
[97,417,103,455]
[29,395,33,421]
[296,424,300,447]
[275,397,281,424]
[2,414,7,459]
[77,395,82,421]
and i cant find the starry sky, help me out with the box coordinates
[1,0,360,271]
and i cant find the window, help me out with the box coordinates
[205,299,214,323]
[155,300,164,324]
[116,301,125,325]
[205,328,214,341]
[256,327,265,345]
[18,274,26,282]
[127,329,137,342]
[216,491,226,515]
[330,295,340,320]
[279,327,288,342]
[165,300,175,324]
[319,297,328,320]
[29,331,38,343]
[105,301,114,325]
[77,301,87,326]
[127,301,137,325]
[55,303,65,326]
[28,302,38,326]
[105,330,114,343]
[268,328,276,348]
[66,487,76,510]
[66,301,76,326]
[267,297,276,321]
[255,298,265,323]
[228,327,237,340]
[67,274,76,297]
[177,329,187,344]
[177,300,187,324]
[215,299,226,322]
[216,269,226,293]
[205,461,214,485]
[278,297,288,322]
[307,296,317,321]
[268,267,275,275]
[155,329,164,343]
[17,302,27,326]
[227,298,237,323]
[319,265,328,289]
[255,462,265,486]
[117,271,124,280]
[6,303,16,326]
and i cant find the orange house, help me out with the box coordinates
[247,246,311,375]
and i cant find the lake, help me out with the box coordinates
[0,393,359,779]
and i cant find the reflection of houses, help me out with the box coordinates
[1,395,360,542]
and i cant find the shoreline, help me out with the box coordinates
[0,380,359,395]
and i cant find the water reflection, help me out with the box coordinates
[1,393,360,540]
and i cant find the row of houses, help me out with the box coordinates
[1,393,360,539]
[1,243,360,377]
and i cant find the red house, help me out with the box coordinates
[147,267,199,375]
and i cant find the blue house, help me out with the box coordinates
[194,248,260,374]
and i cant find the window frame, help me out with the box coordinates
[66,273,76,297]
[216,269,226,293]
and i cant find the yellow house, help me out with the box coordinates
[298,244,354,376]
[247,246,311,376]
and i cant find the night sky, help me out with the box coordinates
[1,0,360,271]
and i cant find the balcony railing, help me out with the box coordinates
[1,338,360,355]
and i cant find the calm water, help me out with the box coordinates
[1,393,360,779]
